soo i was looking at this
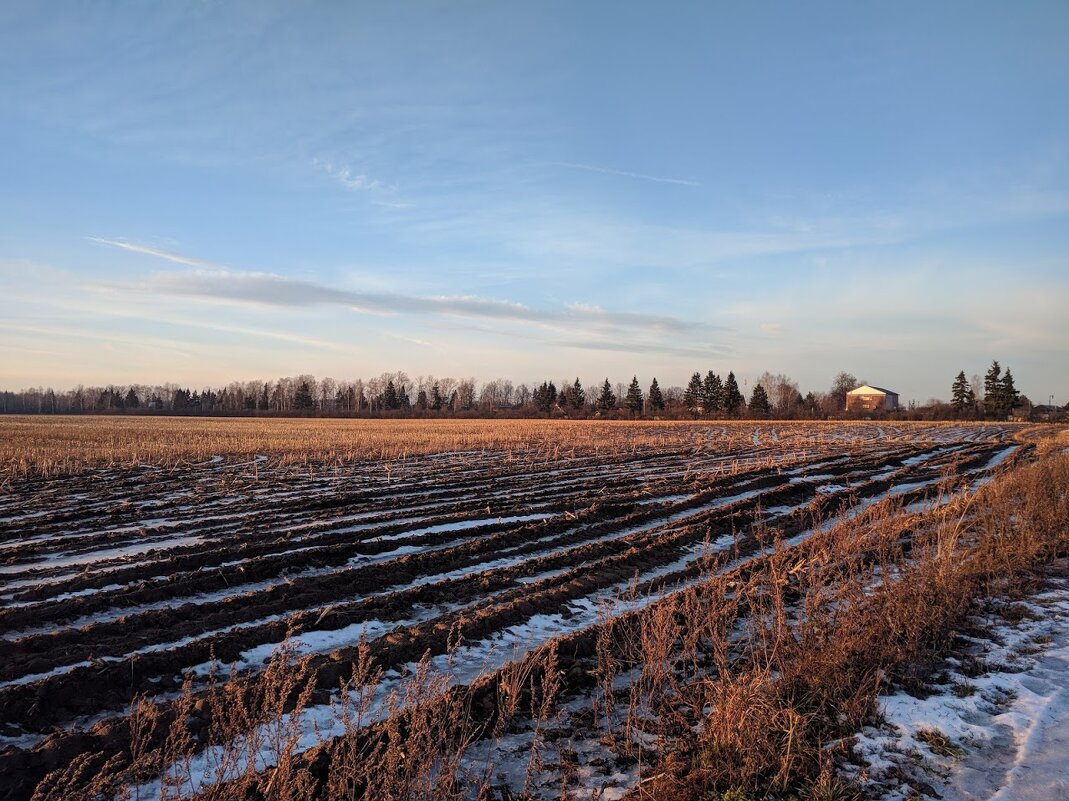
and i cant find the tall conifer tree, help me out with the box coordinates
[683,372,703,414]
[295,381,315,410]
[724,372,744,416]
[597,379,616,412]
[382,380,398,410]
[983,360,1002,419]
[748,384,771,417]
[647,378,665,412]
[571,378,585,409]
[1000,369,1019,418]
[625,376,643,414]
[951,371,969,416]
[702,371,723,414]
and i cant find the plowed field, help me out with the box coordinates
[0,420,1033,799]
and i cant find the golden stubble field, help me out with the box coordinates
[0,414,1051,478]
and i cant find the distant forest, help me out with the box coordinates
[3,362,1057,421]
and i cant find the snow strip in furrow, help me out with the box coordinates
[0,445,953,614]
[1,510,554,612]
[2,522,551,638]
[0,535,205,576]
[373,513,552,542]
[3,514,559,630]
[2,485,780,718]
[132,538,739,800]
[0,613,288,689]
[188,603,454,676]
[371,491,767,598]
[2,538,468,639]
[983,444,1019,470]
[72,502,745,675]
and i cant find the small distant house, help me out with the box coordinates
[846,384,899,412]
[1028,404,1065,423]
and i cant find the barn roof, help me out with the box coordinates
[847,384,898,396]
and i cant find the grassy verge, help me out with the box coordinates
[634,451,1069,801]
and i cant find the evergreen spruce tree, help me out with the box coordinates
[534,381,558,413]
[416,389,428,410]
[964,386,977,419]
[625,376,643,414]
[382,380,398,410]
[951,371,969,416]
[999,368,1019,418]
[701,371,723,414]
[748,384,771,417]
[597,379,616,412]
[571,378,585,409]
[534,382,548,413]
[647,378,665,412]
[723,372,745,417]
[683,372,703,414]
[983,360,1002,420]
[124,388,140,409]
[430,383,443,411]
[294,381,315,410]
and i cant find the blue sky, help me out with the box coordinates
[2,1,1067,404]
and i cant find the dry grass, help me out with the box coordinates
[0,414,1044,478]
[0,416,699,477]
[634,451,1069,800]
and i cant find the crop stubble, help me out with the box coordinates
[0,417,1050,800]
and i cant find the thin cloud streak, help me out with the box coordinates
[557,339,735,359]
[87,237,221,270]
[553,161,700,187]
[129,268,700,337]
[90,237,706,338]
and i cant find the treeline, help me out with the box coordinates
[0,370,816,419]
[1,364,1056,420]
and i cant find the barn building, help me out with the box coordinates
[846,384,899,412]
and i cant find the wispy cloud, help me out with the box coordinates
[90,238,706,339]
[87,237,220,269]
[131,268,703,337]
[312,158,383,191]
[557,339,735,359]
[553,161,700,187]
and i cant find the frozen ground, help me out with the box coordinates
[848,562,1069,801]
[0,424,1031,800]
